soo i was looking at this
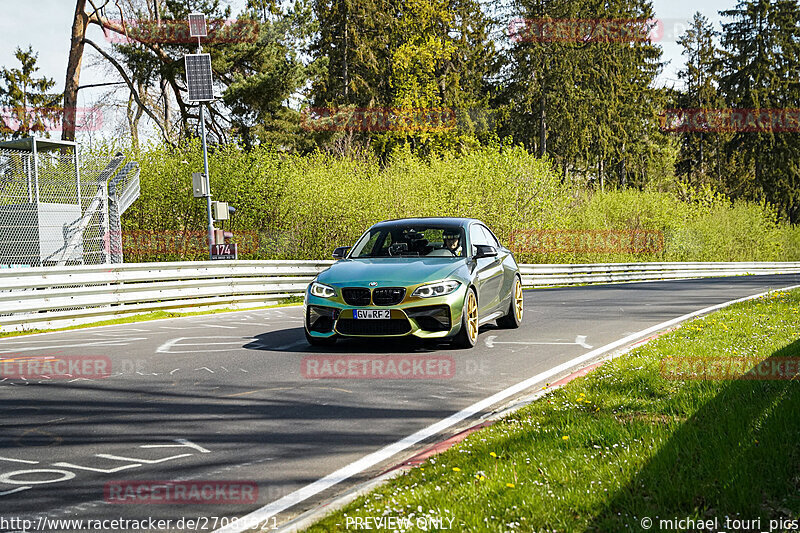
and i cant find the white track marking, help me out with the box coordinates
[179,342,248,346]
[484,334,593,349]
[156,338,187,353]
[197,324,237,329]
[95,453,193,464]
[213,284,800,533]
[0,338,127,345]
[0,457,38,464]
[51,461,142,474]
[0,338,146,353]
[156,336,253,354]
[142,439,211,453]
[0,487,31,496]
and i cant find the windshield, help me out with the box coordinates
[349,224,466,258]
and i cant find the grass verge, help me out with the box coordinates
[0,298,303,339]
[307,288,800,532]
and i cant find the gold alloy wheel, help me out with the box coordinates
[514,277,524,321]
[466,290,479,343]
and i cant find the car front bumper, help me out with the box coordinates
[304,287,467,340]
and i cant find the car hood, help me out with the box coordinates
[317,257,468,286]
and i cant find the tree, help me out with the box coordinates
[499,0,582,162]
[719,0,800,221]
[310,0,395,108]
[675,12,726,185]
[309,0,496,156]
[62,0,313,149]
[222,0,317,151]
[500,0,667,188]
[0,47,62,139]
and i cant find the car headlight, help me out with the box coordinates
[309,282,336,298]
[412,280,461,298]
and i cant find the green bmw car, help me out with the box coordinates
[304,217,524,349]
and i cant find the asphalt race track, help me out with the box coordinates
[1,274,798,532]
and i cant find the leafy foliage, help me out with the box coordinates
[91,141,800,263]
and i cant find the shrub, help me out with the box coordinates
[82,141,799,263]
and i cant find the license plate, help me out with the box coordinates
[353,309,391,320]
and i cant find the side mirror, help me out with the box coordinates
[332,246,351,259]
[474,244,498,259]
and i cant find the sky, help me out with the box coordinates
[0,0,733,137]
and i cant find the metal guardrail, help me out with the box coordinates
[1,261,799,332]
[518,262,800,287]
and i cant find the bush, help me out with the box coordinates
[86,141,800,263]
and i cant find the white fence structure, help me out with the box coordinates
[0,138,140,267]
[1,261,799,332]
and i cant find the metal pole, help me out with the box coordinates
[200,103,214,258]
[197,36,214,259]
[32,137,40,204]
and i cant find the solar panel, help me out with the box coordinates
[188,13,207,37]
[185,54,214,102]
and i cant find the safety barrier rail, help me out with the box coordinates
[1,261,799,332]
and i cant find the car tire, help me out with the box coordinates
[305,328,337,347]
[452,288,479,349]
[496,276,523,329]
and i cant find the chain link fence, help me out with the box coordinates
[0,138,139,268]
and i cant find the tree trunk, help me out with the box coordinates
[63,0,88,141]
[343,18,349,100]
[154,0,171,138]
[539,96,546,158]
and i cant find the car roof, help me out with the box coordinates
[370,217,480,229]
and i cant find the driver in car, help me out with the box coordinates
[443,230,462,256]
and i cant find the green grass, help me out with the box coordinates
[306,289,800,532]
[0,299,302,339]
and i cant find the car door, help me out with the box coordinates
[470,223,504,317]
[482,225,516,310]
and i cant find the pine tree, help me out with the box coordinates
[221,0,315,151]
[501,0,667,188]
[675,12,727,185]
[719,0,800,221]
[0,47,61,139]
[310,0,395,107]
